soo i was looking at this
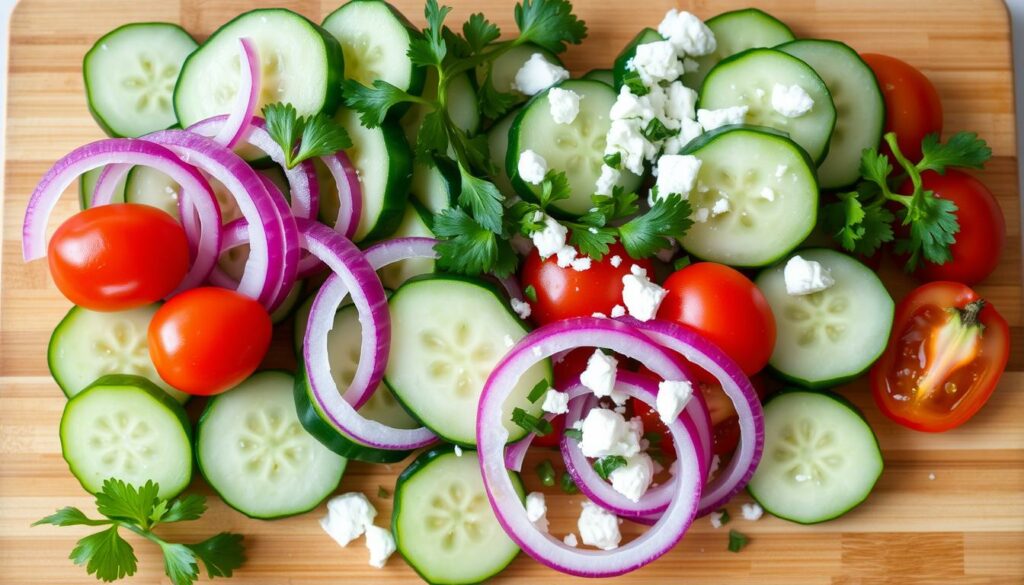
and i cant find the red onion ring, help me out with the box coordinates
[319,152,362,241]
[211,38,260,149]
[21,138,222,292]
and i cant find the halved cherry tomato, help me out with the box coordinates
[47,204,189,311]
[898,170,1005,285]
[658,263,776,376]
[149,287,272,396]
[861,53,943,161]
[520,243,653,325]
[870,281,1009,432]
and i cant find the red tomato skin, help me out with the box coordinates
[520,243,653,325]
[657,263,776,375]
[48,204,189,311]
[899,170,1005,285]
[861,53,943,161]
[149,287,272,396]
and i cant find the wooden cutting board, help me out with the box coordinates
[2,0,1022,583]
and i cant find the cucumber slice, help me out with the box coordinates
[394,447,523,585]
[78,167,125,210]
[486,108,519,199]
[409,157,458,215]
[612,28,662,89]
[48,305,189,403]
[778,40,886,189]
[508,80,641,217]
[683,9,795,91]
[747,390,883,524]
[582,68,614,86]
[401,69,480,145]
[476,43,562,105]
[755,249,894,387]
[699,48,836,164]
[123,167,244,225]
[384,275,551,445]
[327,107,411,242]
[197,371,346,519]
[84,23,197,137]
[378,203,436,290]
[679,126,818,267]
[60,375,192,498]
[174,9,344,129]
[322,0,425,113]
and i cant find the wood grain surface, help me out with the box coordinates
[2,0,1022,583]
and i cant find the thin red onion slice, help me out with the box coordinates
[622,317,765,516]
[301,228,436,449]
[478,318,703,577]
[21,138,221,291]
[211,38,260,149]
[90,163,131,207]
[144,130,284,306]
[320,152,362,240]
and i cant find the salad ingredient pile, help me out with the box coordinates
[22,0,1010,584]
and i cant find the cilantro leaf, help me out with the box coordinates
[160,543,199,585]
[592,189,640,221]
[434,208,518,276]
[457,164,505,233]
[342,79,419,129]
[728,529,749,553]
[70,525,137,582]
[618,194,692,258]
[478,73,518,120]
[896,194,960,270]
[415,110,450,163]
[294,113,351,164]
[95,479,160,528]
[511,407,553,436]
[569,226,617,259]
[538,171,572,208]
[642,118,674,142]
[823,193,895,257]
[592,456,628,480]
[33,507,110,528]
[603,152,622,169]
[463,13,501,53]
[262,102,301,160]
[918,131,992,174]
[859,147,893,190]
[621,69,649,96]
[187,533,246,579]
[856,204,896,256]
[514,0,587,54]
[409,0,451,67]
[160,494,207,524]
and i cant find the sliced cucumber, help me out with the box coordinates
[322,0,425,115]
[328,107,411,242]
[486,108,519,199]
[60,375,192,498]
[378,203,436,290]
[582,68,614,86]
[508,80,641,217]
[78,167,125,210]
[612,28,662,89]
[394,447,523,585]
[384,275,551,445]
[756,249,894,387]
[476,43,562,105]
[778,40,886,189]
[197,371,346,519]
[401,69,480,145]
[174,9,344,129]
[124,166,181,217]
[699,48,836,164]
[683,9,795,91]
[409,157,458,215]
[747,390,883,524]
[679,126,818,267]
[48,305,189,403]
[84,23,197,137]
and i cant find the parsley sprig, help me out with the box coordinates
[34,479,245,585]
[823,131,991,270]
[263,103,352,169]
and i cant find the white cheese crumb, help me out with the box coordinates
[556,246,578,268]
[517,149,548,185]
[454,445,463,457]
[656,380,693,424]
[609,453,655,502]
[775,164,789,178]
[549,87,582,124]
[711,197,730,216]
[771,83,814,118]
[658,9,716,56]
[320,493,377,548]
[526,492,549,532]
[709,510,725,529]
[632,40,683,84]
[541,389,569,415]
[697,106,748,131]
[665,81,698,122]
[605,118,654,175]
[610,304,626,318]
[621,265,667,321]
[741,502,764,521]
[510,297,533,319]
[563,533,579,547]
[512,53,570,96]
[503,334,515,348]
[610,85,656,126]
[759,186,776,202]
[610,255,623,267]
[693,207,710,223]
[580,350,624,403]
[364,525,396,568]
[571,256,592,272]
[655,154,702,198]
[530,211,567,258]
[595,164,621,196]
[579,408,643,458]
[784,255,835,296]
[578,501,622,551]
[591,312,607,318]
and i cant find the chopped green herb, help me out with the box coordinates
[560,472,579,494]
[673,256,692,271]
[603,151,622,169]
[377,486,391,499]
[716,508,731,526]
[563,428,583,441]
[621,69,649,96]
[511,407,553,436]
[592,455,628,480]
[263,103,351,169]
[727,529,748,553]
[643,431,663,445]
[535,460,556,487]
[642,118,674,142]
[524,285,538,303]
[527,379,551,403]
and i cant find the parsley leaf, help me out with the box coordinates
[187,533,246,579]
[342,80,419,129]
[160,543,199,585]
[569,226,617,259]
[621,69,649,96]
[71,525,137,582]
[618,194,693,258]
[537,171,572,207]
[415,110,450,163]
[160,494,207,524]
[823,194,896,258]
[263,103,351,168]
[514,0,588,54]
[94,479,160,528]
[434,208,518,276]
[457,164,505,233]
[603,152,622,169]
[728,529,749,552]
[918,131,992,174]
[262,102,301,159]
[592,455,628,479]
[896,194,960,269]
[642,118,674,142]
[511,407,553,436]
[408,0,451,67]
[463,13,501,53]
[478,73,519,120]
[33,507,110,528]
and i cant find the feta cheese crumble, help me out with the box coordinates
[658,9,716,56]
[697,106,748,131]
[621,265,667,321]
[530,212,567,258]
[711,197,730,216]
[759,186,776,202]
[578,501,622,551]
[655,154,702,197]
[633,40,684,84]
[656,380,694,424]
[609,453,655,502]
[693,207,710,223]
[784,255,835,296]
[578,408,642,458]
[563,533,579,547]
[541,389,569,415]
[517,149,548,185]
[549,87,582,124]
[454,445,463,457]
[320,493,377,548]
[741,502,764,521]
[666,81,698,121]
[365,525,396,568]
[595,164,621,196]
[526,492,549,532]
[610,304,626,318]
[609,255,623,267]
[580,350,623,403]
[771,83,814,118]
[709,510,725,529]
[512,53,570,96]
[775,164,789,178]
[510,297,533,319]
[605,118,654,175]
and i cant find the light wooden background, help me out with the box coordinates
[3,0,1023,583]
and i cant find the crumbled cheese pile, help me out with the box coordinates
[320,493,396,569]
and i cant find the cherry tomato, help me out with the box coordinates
[870,281,1009,432]
[47,204,189,311]
[149,287,272,396]
[520,243,653,325]
[897,170,1005,285]
[658,263,776,376]
[861,53,943,161]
